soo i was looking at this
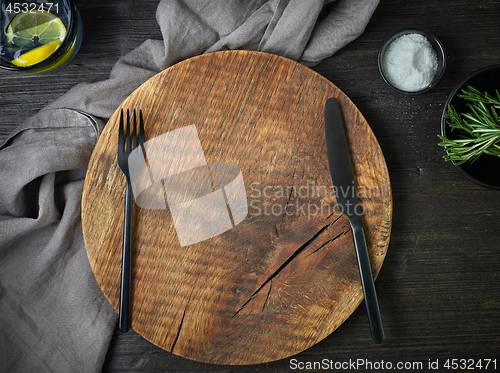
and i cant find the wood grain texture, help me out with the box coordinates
[82,50,391,365]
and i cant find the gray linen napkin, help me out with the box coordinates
[0,0,379,371]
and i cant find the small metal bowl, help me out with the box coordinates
[440,65,500,190]
[378,28,446,94]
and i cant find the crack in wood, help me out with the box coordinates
[232,215,342,317]
[307,228,350,257]
[170,307,187,353]
[262,280,272,311]
[284,183,295,215]
[275,178,295,239]
[274,184,296,239]
[170,291,193,353]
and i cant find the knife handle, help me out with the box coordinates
[351,222,385,344]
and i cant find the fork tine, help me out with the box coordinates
[132,109,138,150]
[118,108,124,152]
[138,110,150,170]
[126,109,131,152]
[139,110,145,148]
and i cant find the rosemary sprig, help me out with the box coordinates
[438,86,500,165]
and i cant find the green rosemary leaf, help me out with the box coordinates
[438,86,500,164]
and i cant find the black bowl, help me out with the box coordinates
[378,29,446,94]
[440,65,500,190]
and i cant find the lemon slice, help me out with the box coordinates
[11,40,63,67]
[6,11,66,49]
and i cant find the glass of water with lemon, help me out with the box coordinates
[1,0,82,73]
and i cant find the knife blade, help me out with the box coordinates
[324,97,385,344]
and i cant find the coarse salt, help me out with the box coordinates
[382,33,438,92]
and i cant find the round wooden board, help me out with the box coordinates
[82,50,392,365]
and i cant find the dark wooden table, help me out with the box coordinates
[1,1,499,372]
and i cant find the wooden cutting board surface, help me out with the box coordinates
[82,50,392,365]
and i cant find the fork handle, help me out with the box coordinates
[119,181,132,332]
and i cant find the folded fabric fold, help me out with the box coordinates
[0,0,379,371]
[0,109,113,373]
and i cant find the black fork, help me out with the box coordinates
[117,108,145,332]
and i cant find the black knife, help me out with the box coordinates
[324,97,385,344]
